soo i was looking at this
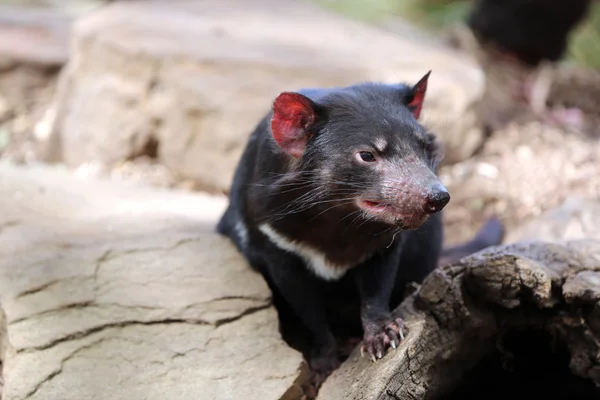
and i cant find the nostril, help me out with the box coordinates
[424,184,450,213]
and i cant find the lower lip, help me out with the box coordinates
[359,200,429,228]
[359,200,391,212]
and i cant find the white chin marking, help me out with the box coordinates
[258,223,353,281]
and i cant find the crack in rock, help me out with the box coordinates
[9,301,180,325]
[15,279,67,299]
[0,220,20,234]
[83,238,206,292]
[23,337,111,399]
[10,301,94,324]
[18,303,270,354]
[94,237,203,265]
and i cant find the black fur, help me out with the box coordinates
[467,0,592,66]
[217,81,502,381]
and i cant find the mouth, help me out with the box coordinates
[359,200,392,213]
[358,199,429,230]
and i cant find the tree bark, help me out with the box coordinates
[318,239,600,399]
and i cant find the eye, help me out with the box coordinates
[357,151,376,163]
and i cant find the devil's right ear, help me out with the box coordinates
[405,70,431,120]
[271,92,321,158]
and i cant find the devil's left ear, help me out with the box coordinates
[406,70,431,119]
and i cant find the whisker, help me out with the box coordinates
[308,200,357,222]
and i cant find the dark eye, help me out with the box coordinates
[358,151,376,162]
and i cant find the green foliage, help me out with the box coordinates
[392,0,471,29]
[568,1,600,70]
[314,0,398,23]
[314,0,470,26]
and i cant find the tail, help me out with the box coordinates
[438,217,504,267]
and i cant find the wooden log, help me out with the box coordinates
[318,239,600,399]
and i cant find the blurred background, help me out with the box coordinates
[0,0,599,243]
[319,0,600,70]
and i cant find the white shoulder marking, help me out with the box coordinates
[258,223,351,281]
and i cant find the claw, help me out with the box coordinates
[363,317,406,362]
[360,346,364,357]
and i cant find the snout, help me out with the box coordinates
[356,163,451,229]
[423,183,450,214]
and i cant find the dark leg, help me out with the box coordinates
[391,213,444,308]
[352,243,405,361]
[264,252,339,381]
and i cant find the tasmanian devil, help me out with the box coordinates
[216,71,503,379]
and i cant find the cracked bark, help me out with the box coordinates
[317,239,600,400]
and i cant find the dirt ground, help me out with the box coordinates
[1,54,599,248]
[439,59,600,245]
[441,118,600,245]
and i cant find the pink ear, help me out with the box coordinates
[271,92,319,158]
[408,71,431,119]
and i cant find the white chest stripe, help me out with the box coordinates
[258,223,351,281]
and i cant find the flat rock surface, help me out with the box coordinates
[46,0,484,192]
[0,162,306,400]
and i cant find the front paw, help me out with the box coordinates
[309,352,340,376]
[306,352,340,396]
[361,316,406,362]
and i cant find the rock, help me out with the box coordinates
[0,5,75,68]
[0,2,105,165]
[317,239,600,399]
[0,162,306,400]
[0,66,59,164]
[506,196,600,244]
[547,66,600,138]
[45,0,485,192]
